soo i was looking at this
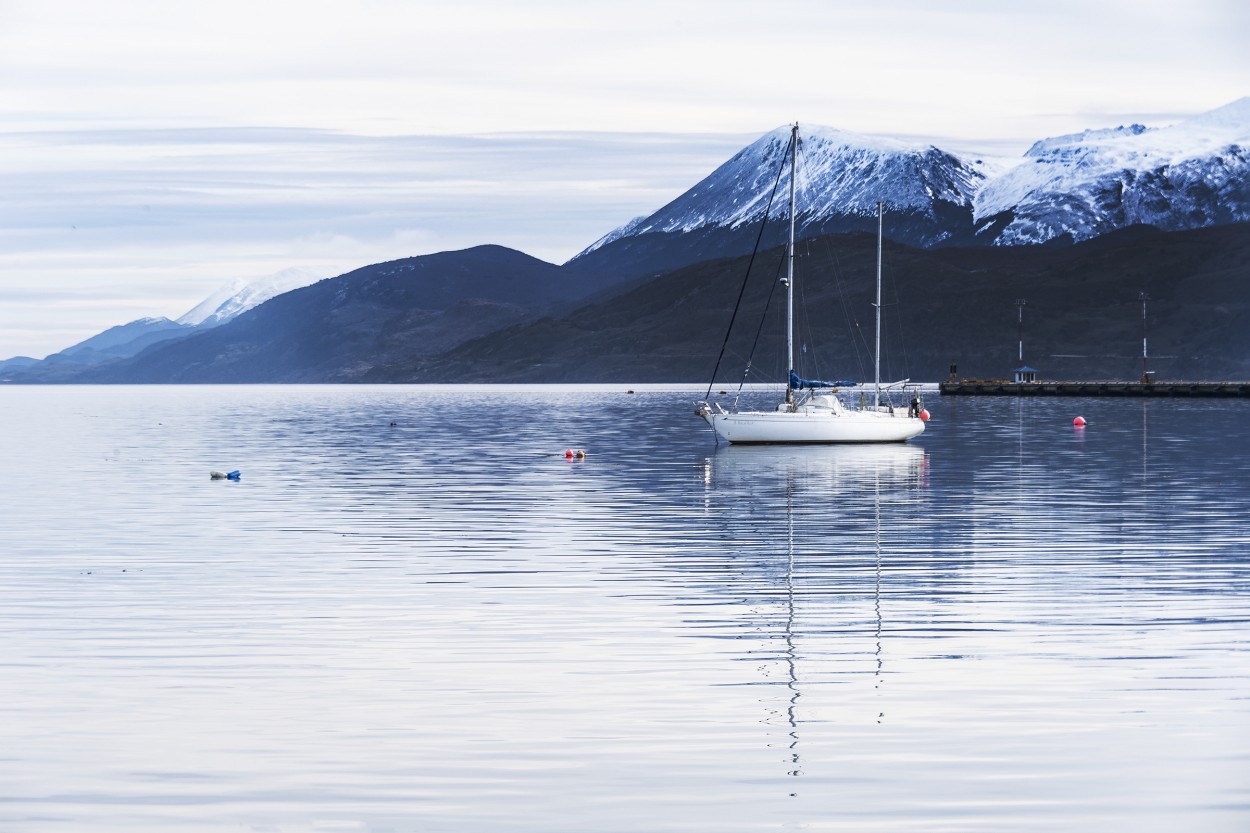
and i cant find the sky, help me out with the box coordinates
[1,0,1247,360]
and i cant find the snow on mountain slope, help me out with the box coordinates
[581,99,1250,256]
[599,124,986,240]
[974,97,1250,244]
[178,266,326,327]
[579,214,649,258]
[793,126,986,221]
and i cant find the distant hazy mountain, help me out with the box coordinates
[0,355,39,376]
[55,316,192,361]
[77,245,576,383]
[2,316,197,381]
[2,267,328,380]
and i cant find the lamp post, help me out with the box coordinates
[1015,298,1026,365]
[1139,292,1150,383]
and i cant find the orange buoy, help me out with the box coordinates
[919,409,930,422]
[1073,416,1087,427]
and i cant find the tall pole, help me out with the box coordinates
[785,124,797,406]
[1140,291,1149,381]
[1015,299,1027,365]
[874,201,883,410]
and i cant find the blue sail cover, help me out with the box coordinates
[790,369,856,390]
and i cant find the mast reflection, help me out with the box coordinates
[701,443,928,793]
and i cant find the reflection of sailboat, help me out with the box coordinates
[706,442,927,494]
[872,459,885,725]
[704,442,925,791]
[695,124,927,444]
[782,471,801,782]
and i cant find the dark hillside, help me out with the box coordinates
[385,222,1250,383]
[81,245,567,383]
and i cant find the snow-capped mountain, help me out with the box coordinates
[975,98,1250,245]
[177,266,326,327]
[0,266,329,374]
[578,125,989,257]
[576,98,1250,259]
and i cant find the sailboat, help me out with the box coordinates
[696,124,928,444]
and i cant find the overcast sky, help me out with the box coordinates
[1,0,1246,359]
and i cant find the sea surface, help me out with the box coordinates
[1,384,1248,833]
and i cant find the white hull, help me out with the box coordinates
[699,403,925,444]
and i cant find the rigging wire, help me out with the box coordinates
[794,238,819,380]
[702,129,793,403]
[790,134,875,385]
[804,208,873,384]
[704,126,916,400]
[732,249,787,407]
[878,240,913,384]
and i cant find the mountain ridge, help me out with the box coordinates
[61,245,573,383]
[561,99,1250,294]
[396,221,1250,384]
[178,266,327,328]
[5,99,1249,384]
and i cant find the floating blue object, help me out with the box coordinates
[226,470,241,481]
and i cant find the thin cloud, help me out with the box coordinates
[0,127,754,358]
[0,0,1244,358]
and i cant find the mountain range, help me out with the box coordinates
[406,222,1250,384]
[0,266,327,380]
[569,97,1250,280]
[5,98,1250,384]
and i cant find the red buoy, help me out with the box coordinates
[919,409,931,422]
[1073,416,1087,427]
[565,449,574,458]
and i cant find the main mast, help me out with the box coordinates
[874,201,883,410]
[785,124,798,406]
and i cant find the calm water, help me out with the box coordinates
[1,385,1248,832]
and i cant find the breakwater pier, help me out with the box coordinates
[939,380,1250,397]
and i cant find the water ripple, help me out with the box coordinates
[1,386,1248,832]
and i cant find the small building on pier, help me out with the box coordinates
[1013,365,1038,383]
